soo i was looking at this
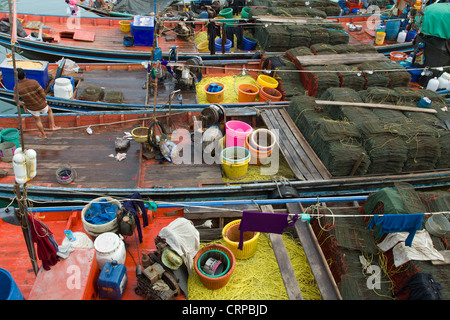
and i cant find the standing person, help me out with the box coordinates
[15,68,60,139]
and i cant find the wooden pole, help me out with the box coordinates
[315,100,438,114]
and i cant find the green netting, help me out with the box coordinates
[379,60,412,88]
[363,187,411,216]
[104,91,124,103]
[327,30,350,45]
[310,43,337,55]
[78,86,105,101]
[329,64,366,91]
[359,87,400,104]
[286,26,312,48]
[303,66,340,97]
[332,44,358,54]
[360,62,390,88]
[351,44,379,54]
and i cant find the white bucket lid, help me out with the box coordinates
[55,77,71,86]
[94,232,120,253]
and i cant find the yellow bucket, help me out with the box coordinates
[119,20,131,33]
[197,41,209,52]
[375,31,386,45]
[257,74,278,88]
[222,220,259,259]
[221,146,250,179]
[131,127,148,143]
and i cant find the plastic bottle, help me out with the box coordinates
[13,148,28,184]
[438,72,450,90]
[426,77,439,92]
[25,149,37,180]
[397,30,407,43]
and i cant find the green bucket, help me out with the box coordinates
[0,128,20,148]
[241,7,251,19]
[219,8,233,19]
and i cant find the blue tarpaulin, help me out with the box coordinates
[84,199,119,225]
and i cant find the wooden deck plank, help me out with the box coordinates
[269,109,325,181]
[296,53,387,66]
[287,202,342,300]
[260,205,303,300]
[278,108,331,180]
[261,110,306,180]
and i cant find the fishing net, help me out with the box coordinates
[78,86,105,102]
[104,91,124,103]
[310,43,337,55]
[329,64,366,91]
[379,60,412,88]
[327,30,350,45]
[304,26,330,45]
[287,95,325,138]
[436,131,450,168]
[286,25,312,48]
[359,87,401,105]
[188,234,322,300]
[360,61,390,89]
[352,44,379,54]
[253,25,291,51]
[302,66,340,97]
[332,44,358,54]
[325,6,342,16]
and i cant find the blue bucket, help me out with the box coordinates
[215,38,232,52]
[123,35,134,47]
[0,268,24,300]
[406,30,418,42]
[407,67,422,82]
[242,36,257,51]
[385,19,401,41]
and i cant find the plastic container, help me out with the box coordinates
[12,148,27,184]
[241,7,251,18]
[225,120,253,148]
[131,127,149,143]
[375,31,386,45]
[242,36,257,51]
[406,30,417,42]
[0,58,49,90]
[0,268,24,300]
[94,232,126,270]
[426,77,439,92]
[245,135,272,166]
[385,19,401,41]
[215,38,232,52]
[0,141,16,162]
[54,77,74,99]
[81,197,120,238]
[390,51,407,61]
[346,0,363,11]
[237,83,259,102]
[119,20,131,32]
[97,261,128,300]
[257,74,278,88]
[204,82,225,103]
[193,244,235,290]
[425,214,450,237]
[396,30,407,43]
[131,16,154,46]
[197,40,209,52]
[417,97,432,108]
[249,128,277,152]
[438,72,450,90]
[221,146,251,179]
[219,8,233,18]
[259,87,282,102]
[197,250,230,277]
[123,35,134,47]
[0,128,20,148]
[407,67,422,82]
[222,219,259,259]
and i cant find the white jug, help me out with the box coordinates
[397,30,407,43]
[426,77,439,92]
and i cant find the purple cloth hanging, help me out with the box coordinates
[238,211,298,250]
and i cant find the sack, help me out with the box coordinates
[397,273,442,300]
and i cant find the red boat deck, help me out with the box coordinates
[0,205,183,299]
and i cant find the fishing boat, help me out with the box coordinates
[0,187,447,301]
[76,3,135,18]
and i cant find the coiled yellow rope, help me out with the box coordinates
[188,233,322,300]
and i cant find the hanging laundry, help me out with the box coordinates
[238,211,299,250]
[225,26,244,50]
[367,213,424,247]
[206,20,221,55]
[28,215,59,270]
[122,192,149,243]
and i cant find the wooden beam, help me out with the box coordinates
[260,205,303,300]
[287,202,342,300]
[296,53,387,66]
[315,100,438,114]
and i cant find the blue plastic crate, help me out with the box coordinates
[0,59,49,90]
[97,261,127,300]
[131,16,154,47]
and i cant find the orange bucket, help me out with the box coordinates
[193,244,236,290]
[390,51,407,61]
[259,87,282,102]
[204,82,225,103]
[237,83,259,102]
[245,135,272,166]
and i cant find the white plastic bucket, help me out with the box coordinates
[425,214,450,237]
[54,77,74,99]
[94,232,126,270]
[81,197,120,238]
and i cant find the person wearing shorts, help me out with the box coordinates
[15,68,60,139]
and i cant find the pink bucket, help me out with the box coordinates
[225,121,253,148]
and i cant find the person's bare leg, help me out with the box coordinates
[47,107,61,130]
[33,116,47,139]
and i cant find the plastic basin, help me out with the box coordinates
[257,74,278,88]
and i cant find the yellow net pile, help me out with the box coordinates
[196,75,259,104]
[188,233,322,300]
